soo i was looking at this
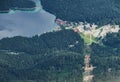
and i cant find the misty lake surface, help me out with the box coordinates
[0,0,58,39]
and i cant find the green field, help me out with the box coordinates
[79,33,98,45]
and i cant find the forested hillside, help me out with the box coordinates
[0,0,35,12]
[41,0,120,25]
[102,30,120,49]
[0,30,84,55]
[0,30,120,82]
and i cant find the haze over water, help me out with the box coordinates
[0,0,58,39]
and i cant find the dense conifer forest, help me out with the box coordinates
[0,0,35,12]
[0,30,119,82]
[0,0,120,82]
[41,0,120,25]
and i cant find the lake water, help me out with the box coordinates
[0,0,58,39]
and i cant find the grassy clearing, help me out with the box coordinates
[79,33,98,45]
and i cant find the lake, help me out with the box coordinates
[0,0,58,39]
